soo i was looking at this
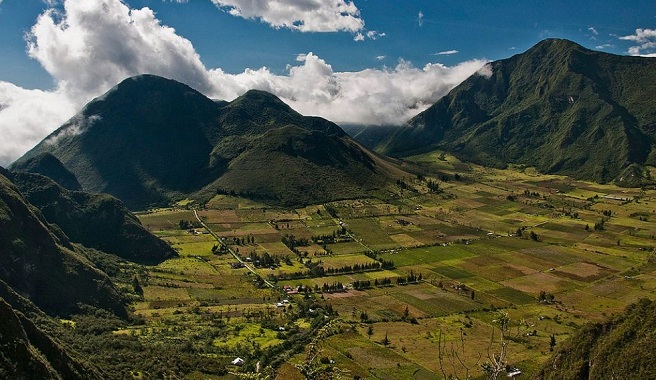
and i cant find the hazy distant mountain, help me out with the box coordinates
[14,75,403,209]
[354,39,656,186]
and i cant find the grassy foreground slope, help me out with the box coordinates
[537,298,656,379]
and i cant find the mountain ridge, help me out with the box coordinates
[351,39,656,186]
[14,75,404,209]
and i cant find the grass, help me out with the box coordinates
[129,160,656,379]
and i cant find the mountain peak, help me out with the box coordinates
[366,38,656,185]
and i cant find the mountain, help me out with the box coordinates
[0,280,102,379]
[0,167,125,317]
[11,153,82,191]
[536,298,656,379]
[364,39,656,185]
[8,170,176,264]
[13,75,403,209]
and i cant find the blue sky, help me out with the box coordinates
[0,0,655,164]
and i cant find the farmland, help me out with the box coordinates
[134,153,656,379]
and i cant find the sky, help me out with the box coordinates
[0,0,655,166]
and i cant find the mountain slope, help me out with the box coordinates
[536,298,656,379]
[9,170,176,264]
[0,280,102,380]
[11,153,82,191]
[14,75,403,209]
[373,39,656,185]
[0,168,126,317]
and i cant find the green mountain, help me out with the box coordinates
[0,167,125,317]
[8,170,176,264]
[536,298,656,379]
[0,280,102,379]
[362,39,656,186]
[14,75,403,209]
[11,153,82,191]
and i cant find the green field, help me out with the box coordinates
[131,161,656,379]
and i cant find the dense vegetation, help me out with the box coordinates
[13,75,404,209]
[3,39,656,379]
[537,298,656,379]
[0,168,125,317]
[351,39,656,186]
[9,170,176,263]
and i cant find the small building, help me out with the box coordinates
[507,368,522,378]
[231,357,244,366]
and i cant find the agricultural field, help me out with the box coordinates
[134,155,656,379]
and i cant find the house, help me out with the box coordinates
[231,357,244,366]
[507,368,522,378]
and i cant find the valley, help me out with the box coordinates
[128,152,656,379]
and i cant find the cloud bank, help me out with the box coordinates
[0,0,487,166]
[620,28,656,57]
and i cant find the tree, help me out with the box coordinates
[529,231,540,241]
[403,305,410,320]
[550,334,557,352]
[382,332,390,347]
[367,325,374,340]
[132,276,143,296]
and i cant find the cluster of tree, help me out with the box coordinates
[178,219,202,230]
[321,282,345,293]
[324,261,386,275]
[210,244,228,255]
[311,226,352,245]
[281,234,310,252]
[363,251,395,269]
[524,189,542,198]
[396,179,410,190]
[324,205,339,218]
[229,235,255,245]
[538,290,556,303]
[515,227,540,241]
[426,179,441,193]
[352,280,372,290]
[246,252,282,268]
[395,271,423,285]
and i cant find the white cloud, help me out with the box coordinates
[353,32,364,41]
[595,43,613,50]
[588,27,598,35]
[620,28,656,56]
[209,0,364,33]
[0,0,487,165]
[435,50,458,55]
[418,11,424,27]
[0,82,75,166]
[375,55,386,61]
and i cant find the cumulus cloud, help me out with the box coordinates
[620,28,656,57]
[0,0,487,165]
[209,0,364,32]
[27,0,213,102]
[0,82,75,165]
[417,11,424,27]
